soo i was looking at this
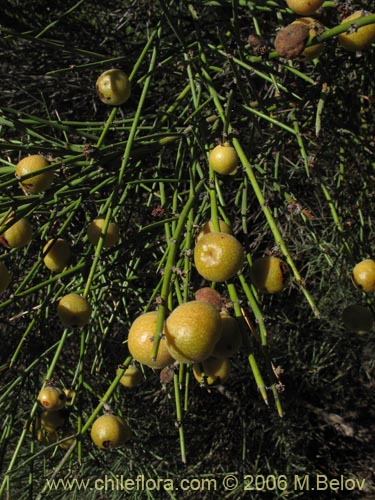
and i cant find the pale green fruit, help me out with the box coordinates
[194,232,244,282]
[96,69,131,106]
[57,293,92,327]
[209,143,239,175]
[87,218,119,248]
[2,218,32,248]
[116,365,143,388]
[250,256,289,294]
[90,414,132,449]
[342,305,374,333]
[165,301,222,363]
[43,238,71,272]
[193,357,231,386]
[127,311,174,369]
[15,155,53,194]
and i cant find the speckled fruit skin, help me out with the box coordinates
[43,238,71,272]
[193,357,231,386]
[194,232,244,282]
[15,155,53,194]
[2,218,32,248]
[352,259,375,293]
[196,219,232,241]
[209,143,239,175]
[37,386,66,411]
[286,0,324,16]
[57,293,92,327]
[127,311,174,369]
[96,69,131,106]
[250,256,288,294]
[0,261,10,292]
[291,17,325,60]
[212,312,242,359]
[342,304,374,333]
[338,11,375,52]
[87,218,119,248]
[165,301,223,363]
[90,414,132,449]
[116,365,143,388]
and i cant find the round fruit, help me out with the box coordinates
[0,261,10,293]
[194,232,244,282]
[15,154,53,194]
[212,311,242,359]
[338,10,375,52]
[96,69,131,106]
[285,0,324,16]
[209,143,239,175]
[250,256,289,294]
[352,259,375,293]
[291,18,325,60]
[193,357,231,386]
[2,217,32,248]
[87,218,119,248]
[342,304,374,334]
[165,301,222,363]
[57,293,92,327]
[38,386,66,411]
[196,219,232,241]
[41,410,66,433]
[90,414,132,449]
[116,365,143,388]
[43,238,71,272]
[194,287,222,311]
[127,311,174,369]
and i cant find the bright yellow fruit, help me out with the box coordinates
[250,256,289,294]
[2,217,32,248]
[165,301,222,363]
[0,261,10,292]
[338,10,375,52]
[352,259,375,293]
[90,414,132,449]
[96,69,131,106]
[127,311,174,369]
[15,155,54,194]
[87,218,119,248]
[291,17,325,60]
[116,365,143,388]
[43,238,71,272]
[194,232,244,282]
[342,304,374,334]
[212,312,242,359]
[193,357,231,386]
[37,386,66,411]
[286,0,324,16]
[57,293,92,327]
[209,143,239,175]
